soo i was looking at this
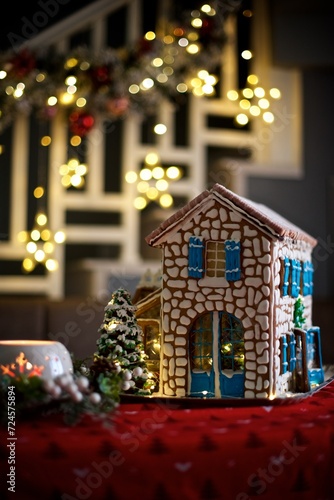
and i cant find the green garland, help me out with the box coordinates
[0,2,240,134]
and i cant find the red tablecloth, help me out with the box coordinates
[1,380,334,500]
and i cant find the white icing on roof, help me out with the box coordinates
[146,184,318,247]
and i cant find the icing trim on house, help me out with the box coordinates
[146,184,318,248]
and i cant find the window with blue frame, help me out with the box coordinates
[189,237,241,280]
[281,257,312,298]
[280,334,288,374]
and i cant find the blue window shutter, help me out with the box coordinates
[291,259,301,298]
[281,335,288,374]
[188,236,204,278]
[289,333,296,372]
[302,261,314,296]
[225,240,241,281]
[302,261,309,296]
[282,257,290,296]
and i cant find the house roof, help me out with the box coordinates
[146,183,318,247]
[135,287,162,317]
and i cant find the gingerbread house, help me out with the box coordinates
[144,183,324,399]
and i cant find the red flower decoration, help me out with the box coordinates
[69,111,95,137]
[8,49,36,78]
[89,65,112,90]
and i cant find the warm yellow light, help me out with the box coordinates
[59,164,69,175]
[159,193,173,207]
[70,136,82,147]
[193,87,204,96]
[59,92,74,105]
[163,67,174,76]
[129,84,140,94]
[236,113,249,125]
[145,152,159,165]
[36,213,47,226]
[254,87,265,98]
[140,78,154,90]
[270,88,281,99]
[61,175,71,187]
[152,166,164,179]
[35,249,45,262]
[176,83,188,93]
[249,105,261,116]
[227,90,239,101]
[22,258,35,272]
[166,166,181,179]
[146,187,159,199]
[41,136,51,147]
[70,174,84,187]
[31,230,41,241]
[241,50,253,60]
[247,74,259,85]
[242,88,254,99]
[258,98,270,109]
[134,197,147,210]
[65,76,77,86]
[65,58,78,69]
[239,99,250,109]
[54,231,66,244]
[137,181,149,193]
[201,4,212,13]
[202,84,214,95]
[164,55,174,65]
[186,44,199,54]
[40,229,51,241]
[140,168,153,181]
[152,58,163,67]
[156,179,168,191]
[125,171,137,183]
[154,123,167,135]
[157,74,168,83]
[18,231,28,243]
[205,75,217,85]
[43,242,54,253]
[26,241,37,253]
[47,96,57,106]
[263,111,274,123]
[163,35,174,44]
[76,163,87,176]
[0,70,7,79]
[191,77,202,88]
[191,18,202,28]
[76,97,86,108]
[34,186,44,198]
[45,259,58,271]
[145,31,156,41]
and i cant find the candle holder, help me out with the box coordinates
[0,340,73,381]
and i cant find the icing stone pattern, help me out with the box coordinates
[145,184,323,399]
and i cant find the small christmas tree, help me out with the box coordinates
[94,288,156,396]
[293,297,306,329]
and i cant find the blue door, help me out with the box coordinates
[306,327,324,387]
[190,312,244,398]
[294,326,324,392]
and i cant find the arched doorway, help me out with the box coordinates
[189,311,244,398]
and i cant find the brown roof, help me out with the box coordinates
[145,183,318,247]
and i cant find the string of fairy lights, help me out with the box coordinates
[0,1,281,273]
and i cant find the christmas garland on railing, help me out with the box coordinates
[0,2,240,136]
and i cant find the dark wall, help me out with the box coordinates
[248,0,334,299]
